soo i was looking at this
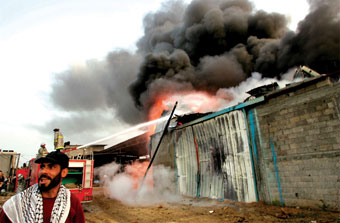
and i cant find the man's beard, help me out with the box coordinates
[38,171,62,192]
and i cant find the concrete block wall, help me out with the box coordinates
[252,78,340,209]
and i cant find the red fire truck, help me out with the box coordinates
[17,151,94,203]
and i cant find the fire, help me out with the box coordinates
[148,95,170,121]
[146,90,234,136]
[147,94,171,134]
[125,161,153,190]
[148,90,233,119]
[169,91,222,113]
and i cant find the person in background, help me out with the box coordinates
[54,128,64,150]
[37,143,49,158]
[0,151,85,223]
[0,171,5,193]
[5,176,12,192]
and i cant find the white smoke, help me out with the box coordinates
[215,68,297,109]
[95,161,180,206]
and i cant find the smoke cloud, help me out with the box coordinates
[50,50,144,123]
[44,0,339,142]
[43,51,144,142]
[95,162,180,205]
[275,0,340,75]
[130,0,339,110]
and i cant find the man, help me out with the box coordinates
[37,143,49,159]
[0,151,85,223]
[54,128,64,150]
[0,170,5,192]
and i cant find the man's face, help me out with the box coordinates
[38,162,63,192]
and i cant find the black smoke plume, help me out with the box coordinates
[130,0,339,109]
[46,0,339,141]
[275,0,340,75]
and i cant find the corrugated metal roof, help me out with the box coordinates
[176,96,265,129]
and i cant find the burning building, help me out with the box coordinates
[149,72,340,209]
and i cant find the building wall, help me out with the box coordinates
[151,110,257,202]
[0,152,20,177]
[250,78,340,208]
[150,76,339,209]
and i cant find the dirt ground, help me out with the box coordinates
[1,191,339,223]
[83,189,340,223]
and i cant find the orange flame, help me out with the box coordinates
[147,94,171,134]
[149,90,233,116]
[146,90,234,135]
[125,161,153,190]
[148,95,170,121]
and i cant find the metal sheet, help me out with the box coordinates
[216,111,256,202]
[172,110,256,202]
[193,120,224,199]
[173,127,198,197]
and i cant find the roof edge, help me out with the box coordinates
[176,96,265,129]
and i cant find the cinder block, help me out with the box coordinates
[320,115,332,121]
[319,144,332,151]
[324,108,335,115]
[316,105,325,110]
[333,144,340,150]
[308,129,321,135]
[311,111,322,117]
[307,117,318,123]
[290,117,300,123]
[328,102,335,108]
[292,126,303,133]
[279,109,288,115]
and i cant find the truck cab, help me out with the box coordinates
[63,159,93,202]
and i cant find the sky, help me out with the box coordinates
[0,0,310,165]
